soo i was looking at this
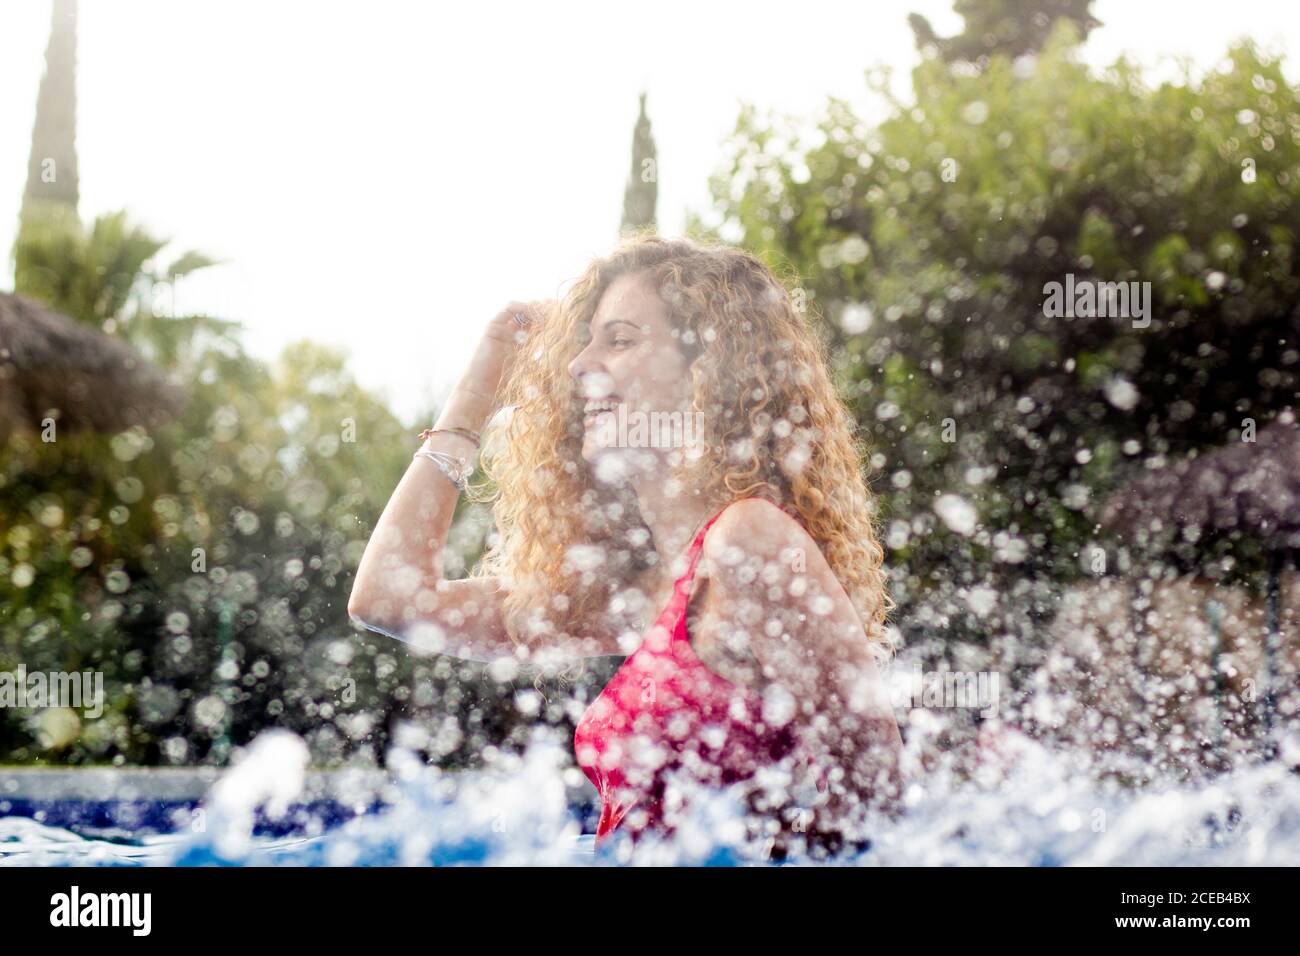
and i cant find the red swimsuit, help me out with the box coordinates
[573,499,805,848]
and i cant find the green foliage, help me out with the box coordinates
[621,91,659,235]
[1,209,521,767]
[699,24,1300,645]
[15,208,162,327]
[908,0,1101,65]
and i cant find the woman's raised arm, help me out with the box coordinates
[347,300,613,664]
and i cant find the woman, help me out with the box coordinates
[348,234,903,860]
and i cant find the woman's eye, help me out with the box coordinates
[612,337,633,348]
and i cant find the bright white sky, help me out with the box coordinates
[2,0,1297,423]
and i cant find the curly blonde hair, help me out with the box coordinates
[473,233,892,671]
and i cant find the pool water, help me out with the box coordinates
[3,725,1298,867]
[0,817,599,867]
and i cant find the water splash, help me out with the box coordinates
[6,719,1298,867]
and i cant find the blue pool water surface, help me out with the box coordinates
[3,727,1299,867]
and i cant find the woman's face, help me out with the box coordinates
[567,272,694,472]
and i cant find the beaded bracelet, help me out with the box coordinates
[413,448,473,492]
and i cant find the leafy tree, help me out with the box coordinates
[693,23,1299,663]
[621,91,659,235]
[21,0,80,220]
[908,0,1100,66]
[2,210,524,768]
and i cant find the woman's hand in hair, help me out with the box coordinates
[464,299,556,406]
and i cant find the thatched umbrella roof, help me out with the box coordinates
[1101,412,1300,552]
[0,291,186,440]
[1101,413,1298,744]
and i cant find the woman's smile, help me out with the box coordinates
[582,398,622,429]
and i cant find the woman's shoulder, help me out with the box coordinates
[704,497,817,563]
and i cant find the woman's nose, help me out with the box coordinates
[568,344,597,382]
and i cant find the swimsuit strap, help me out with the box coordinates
[672,497,796,601]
